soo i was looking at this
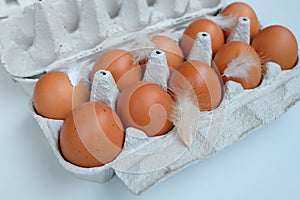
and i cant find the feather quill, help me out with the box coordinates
[168,81,201,147]
[129,32,155,64]
[55,59,92,88]
[205,14,236,30]
[224,53,260,80]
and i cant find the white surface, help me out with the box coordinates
[0,0,300,199]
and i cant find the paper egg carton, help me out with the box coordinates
[28,15,300,197]
[2,0,300,196]
[28,47,300,196]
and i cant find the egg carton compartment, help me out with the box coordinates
[26,13,300,194]
[0,0,32,19]
[0,0,223,81]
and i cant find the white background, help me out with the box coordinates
[0,0,299,199]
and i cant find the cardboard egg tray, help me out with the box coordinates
[1,0,300,195]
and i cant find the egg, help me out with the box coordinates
[33,71,90,120]
[60,102,124,168]
[214,41,262,89]
[180,18,224,57]
[151,35,184,71]
[169,60,223,111]
[91,49,142,91]
[221,2,259,39]
[117,81,174,137]
[251,25,298,70]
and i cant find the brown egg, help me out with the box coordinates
[60,102,124,168]
[91,49,142,91]
[169,60,223,111]
[33,71,90,120]
[214,41,262,89]
[251,25,298,70]
[117,81,174,137]
[221,2,259,40]
[180,18,224,57]
[151,35,184,71]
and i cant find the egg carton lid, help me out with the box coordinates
[0,0,224,79]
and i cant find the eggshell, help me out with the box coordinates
[117,81,174,137]
[180,18,224,57]
[221,2,259,39]
[169,60,223,111]
[251,25,298,70]
[91,49,142,91]
[214,41,262,89]
[151,35,184,71]
[60,102,125,168]
[33,71,90,120]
